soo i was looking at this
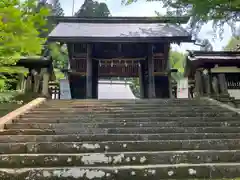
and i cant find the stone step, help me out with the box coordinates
[16,116,240,123]
[34,106,223,111]
[1,133,240,143]
[0,163,239,179]
[20,111,238,118]
[42,103,215,108]
[0,139,239,154]
[43,100,212,106]
[3,127,240,135]
[29,108,228,114]
[6,121,240,129]
[46,99,206,104]
[0,150,239,168]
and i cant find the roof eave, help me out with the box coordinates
[49,16,191,24]
[188,50,240,56]
[48,36,193,43]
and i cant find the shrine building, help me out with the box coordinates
[48,16,192,99]
[185,50,240,104]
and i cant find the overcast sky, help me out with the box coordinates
[57,0,234,53]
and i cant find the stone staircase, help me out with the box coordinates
[0,99,240,179]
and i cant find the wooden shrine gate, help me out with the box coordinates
[48,16,192,99]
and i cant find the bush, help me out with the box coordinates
[0,79,5,90]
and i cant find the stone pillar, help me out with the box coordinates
[138,62,144,98]
[212,75,220,96]
[25,75,32,92]
[42,73,50,97]
[147,44,155,98]
[33,74,41,93]
[218,73,228,95]
[194,70,203,97]
[205,74,211,95]
[86,44,92,99]
[17,74,25,91]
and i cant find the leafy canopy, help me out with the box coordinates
[169,50,186,81]
[122,0,240,37]
[224,36,240,51]
[75,0,111,17]
[49,43,68,70]
[0,0,50,66]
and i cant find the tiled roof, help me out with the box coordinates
[48,22,191,42]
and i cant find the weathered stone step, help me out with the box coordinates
[43,100,212,106]
[29,108,228,114]
[0,150,239,168]
[0,163,240,179]
[0,139,239,154]
[3,127,240,135]
[16,116,240,123]
[1,133,240,143]
[34,106,222,111]
[6,121,240,129]
[20,111,238,118]
[46,99,206,104]
[42,103,216,108]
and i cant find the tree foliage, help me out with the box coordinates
[0,0,50,66]
[200,39,213,51]
[122,0,240,37]
[49,43,68,69]
[169,50,186,81]
[75,0,111,17]
[224,36,240,51]
[38,0,67,72]
[37,0,64,38]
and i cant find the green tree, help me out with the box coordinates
[75,0,111,17]
[122,0,240,37]
[49,43,68,69]
[169,50,186,81]
[37,0,67,74]
[224,36,240,51]
[0,0,50,66]
[200,39,213,51]
[37,0,64,38]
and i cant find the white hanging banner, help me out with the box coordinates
[60,79,72,99]
[177,78,189,98]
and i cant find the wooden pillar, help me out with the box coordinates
[218,73,227,94]
[147,44,155,98]
[168,75,173,98]
[194,70,203,97]
[42,72,50,97]
[142,61,148,98]
[86,44,93,99]
[92,60,98,99]
[139,62,144,98]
